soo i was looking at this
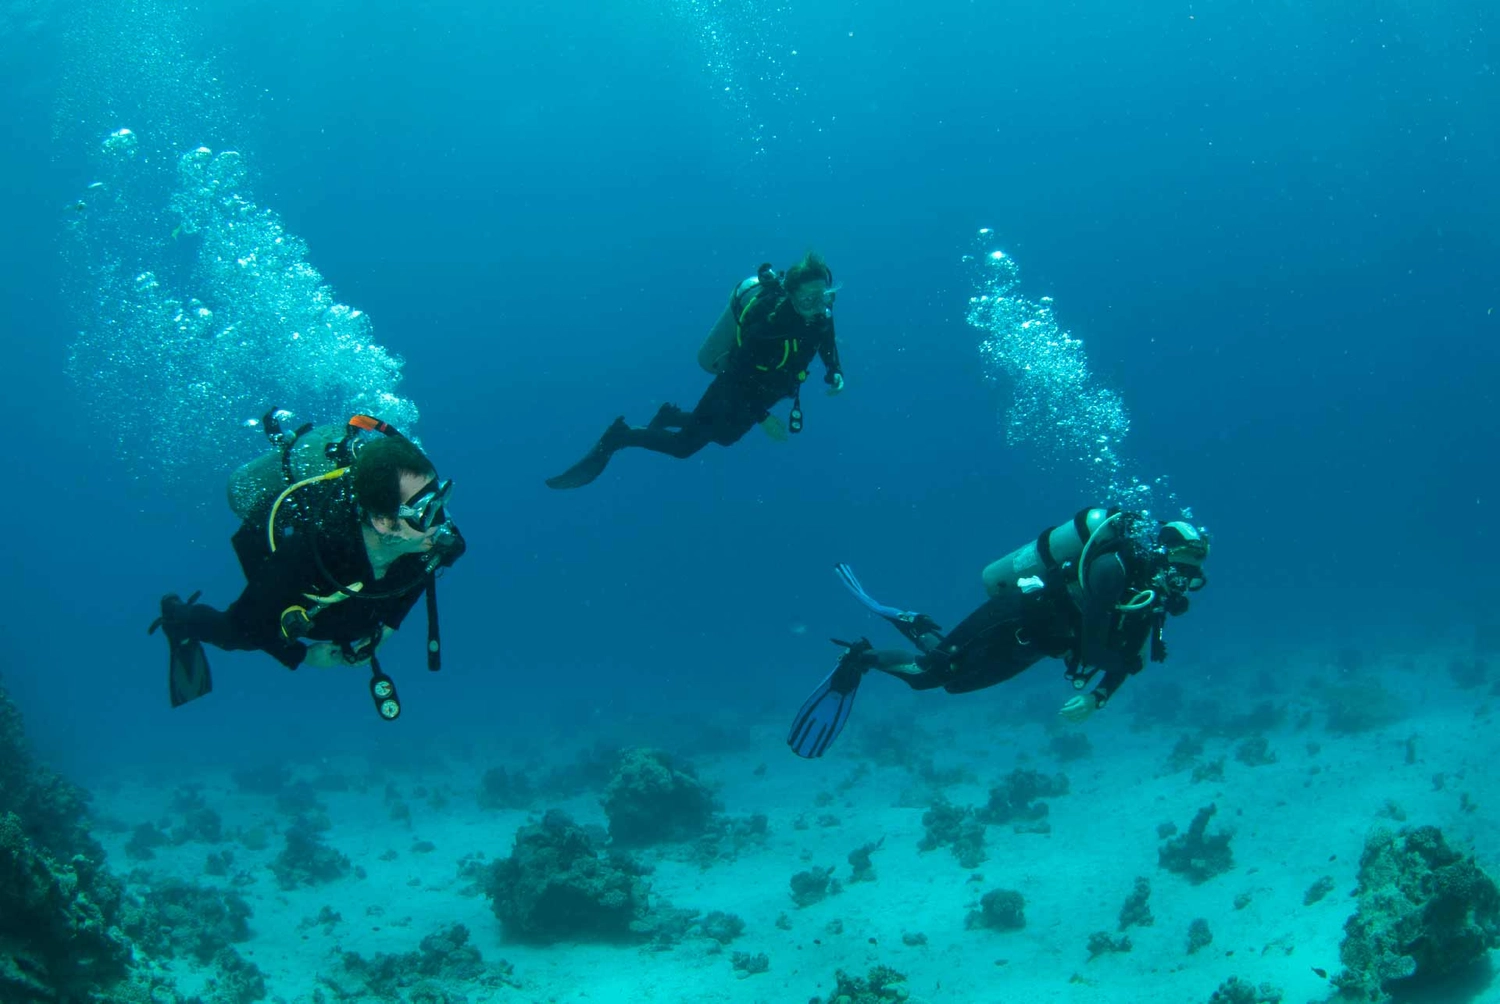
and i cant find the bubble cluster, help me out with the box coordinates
[57,0,417,487]
[663,0,803,160]
[64,141,417,484]
[964,229,1182,519]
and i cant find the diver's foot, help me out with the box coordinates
[828,637,877,687]
[648,403,687,431]
[151,591,199,637]
[600,416,630,451]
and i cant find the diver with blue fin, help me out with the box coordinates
[545,251,846,490]
[788,508,1210,758]
[150,410,466,720]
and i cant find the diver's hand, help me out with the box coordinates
[303,641,373,668]
[760,414,789,442]
[1059,694,1100,723]
[302,642,348,668]
[826,372,845,396]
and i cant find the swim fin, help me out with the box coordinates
[168,636,213,707]
[787,638,872,759]
[545,417,627,490]
[834,563,945,651]
[150,592,214,708]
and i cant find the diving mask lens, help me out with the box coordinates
[398,478,453,532]
[790,285,833,316]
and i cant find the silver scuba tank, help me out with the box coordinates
[981,507,1120,601]
[697,275,762,375]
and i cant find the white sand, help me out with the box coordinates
[89,645,1500,1004]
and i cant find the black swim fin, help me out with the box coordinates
[150,592,214,708]
[545,417,627,490]
[168,637,213,707]
[787,638,872,759]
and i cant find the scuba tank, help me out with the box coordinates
[697,264,780,374]
[981,506,1122,606]
[227,419,353,522]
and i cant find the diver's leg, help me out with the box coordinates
[914,592,1049,694]
[648,403,689,430]
[688,376,771,449]
[162,594,254,652]
[614,422,713,459]
[866,648,954,691]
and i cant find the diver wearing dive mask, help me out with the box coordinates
[785,509,1213,758]
[154,426,467,722]
[545,249,847,489]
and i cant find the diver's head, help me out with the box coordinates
[1155,520,1209,613]
[353,437,451,554]
[785,250,837,320]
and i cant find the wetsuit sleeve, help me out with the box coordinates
[224,535,315,669]
[819,319,843,383]
[1079,553,1133,706]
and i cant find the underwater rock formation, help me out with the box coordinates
[918,796,986,868]
[601,747,718,846]
[817,965,908,1003]
[1333,825,1500,1001]
[1118,876,1154,931]
[975,768,1069,829]
[1206,976,1282,1004]
[269,820,351,889]
[0,677,134,1003]
[966,888,1026,931]
[485,809,656,943]
[1158,803,1234,884]
[333,923,516,998]
[478,765,534,811]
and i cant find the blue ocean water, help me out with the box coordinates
[2,1,1498,1000]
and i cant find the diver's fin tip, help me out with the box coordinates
[546,447,614,490]
[167,638,213,708]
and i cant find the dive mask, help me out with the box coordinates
[398,478,453,533]
[790,284,836,318]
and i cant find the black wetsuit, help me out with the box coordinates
[166,489,456,669]
[617,292,843,458]
[878,543,1156,706]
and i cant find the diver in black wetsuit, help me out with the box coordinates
[151,415,466,720]
[545,251,846,489]
[787,508,1211,758]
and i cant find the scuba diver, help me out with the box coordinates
[545,251,846,489]
[787,508,1210,758]
[149,411,467,720]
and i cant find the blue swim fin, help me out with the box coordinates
[787,639,871,759]
[834,563,945,652]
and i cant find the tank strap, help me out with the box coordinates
[257,411,316,515]
[1035,525,1057,570]
[276,425,313,485]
